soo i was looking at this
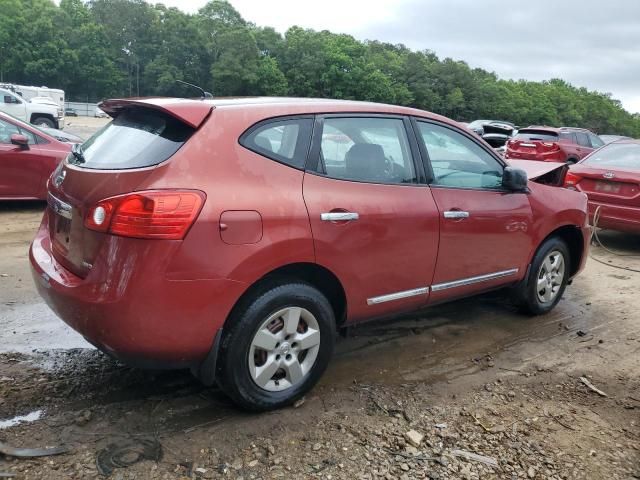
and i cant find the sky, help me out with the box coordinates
[152,0,640,113]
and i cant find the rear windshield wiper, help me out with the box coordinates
[70,143,85,164]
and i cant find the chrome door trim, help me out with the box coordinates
[321,212,359,221]
[367,287,429,305]
[47,192,72,220]
[431,268,519,292]
[443,211,470,219]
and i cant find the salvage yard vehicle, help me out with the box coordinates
[467,119,517,149]
[0,87,63,130]
[30,97,590,411]
[0,111,72,200]
[505,126,604,164]
[565,139,640,234]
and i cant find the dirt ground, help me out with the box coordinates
[1,203,639,478]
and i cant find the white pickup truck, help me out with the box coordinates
[0,87,63,130]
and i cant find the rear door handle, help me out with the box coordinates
[443,210,469,219]
[321,212,359,221]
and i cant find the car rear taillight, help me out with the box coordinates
[85,190,205,239]
[563,172,582,190]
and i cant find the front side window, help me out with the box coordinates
[575,132,591,147]
[0,118,21,144]
[240,117,312,169]
[589,134,605,149]
[417,122,503,189]
[319,117,416,184]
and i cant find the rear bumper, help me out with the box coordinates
[588,201,640,234]
[29,213,247,369]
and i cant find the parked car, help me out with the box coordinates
[30,97,590,411]
[37,126,83,144]
[467,119,517,148]
[505,126,604,164]
[65,108,78,117]
[0,87,63,130]
[0,111,72,200]
[599,134,631,144]
[565,139,640,233]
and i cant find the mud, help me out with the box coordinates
[0,202,639,479]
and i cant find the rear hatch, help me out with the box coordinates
[568,142,640,208]
[46,100,212,278]
[507,129,561,160]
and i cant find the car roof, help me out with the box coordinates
[522,125,592,133]
[100,96,459,129]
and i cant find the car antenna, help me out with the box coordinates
[175,80,213,100]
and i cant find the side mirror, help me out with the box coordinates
[502,166,528,192]
[11,134,29,150]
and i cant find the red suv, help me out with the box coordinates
[505,126,604,164]
[30,98,590,410]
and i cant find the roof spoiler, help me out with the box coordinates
[99,98,214,129]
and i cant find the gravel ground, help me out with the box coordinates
[0,165,639,478]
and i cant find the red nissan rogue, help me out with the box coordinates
[30,97,590,410]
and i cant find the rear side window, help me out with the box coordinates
[589,134,604,148]
[514,130,558,142]
[560,132,577,143]
[240,117,313,169]
[318,117,416,184]
[76,108,194,170]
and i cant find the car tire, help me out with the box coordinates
[515,237,570,315]
[217,282,336,411]
[32,117,55,128]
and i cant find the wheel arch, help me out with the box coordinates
[194,262,347,386]
[537,224,585,277]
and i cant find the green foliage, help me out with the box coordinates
[1,0,638,135]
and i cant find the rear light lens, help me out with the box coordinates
[85,190,205,239]
[563,172,582,190]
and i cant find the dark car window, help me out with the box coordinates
[575,132,591,147]
[589,134,605,149]
[318,117,416,184]
[240,117,312,169]
[76,108,194,170]
[560,132,577,143]
[514,130,559,142]
[418,122,503,189]
[583,143,640,171]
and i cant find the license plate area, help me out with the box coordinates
[594,181,622,193]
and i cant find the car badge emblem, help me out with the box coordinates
[54,169,66,188]
[603,171,615,179]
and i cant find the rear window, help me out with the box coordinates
[74,108,194,170]
[583,143,640,171]
[514,130,559,142]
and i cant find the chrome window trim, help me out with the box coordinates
[431,268,519,292]
[367,287,429,305]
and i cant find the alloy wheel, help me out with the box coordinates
[536,250,566,303]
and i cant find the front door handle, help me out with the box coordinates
[321,212,359,222]
[443,210,469,219]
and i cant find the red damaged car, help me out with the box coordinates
[565,139,640,234]
[505,126,604,164]
[30,98,590,410]
[0,111,74,200]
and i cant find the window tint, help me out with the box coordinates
[560,132,576,143]
[589,134,604,149]
[241,117,312,169]
[575,132,591,147]
[319,117,416,184]
[418,122,503,189]
[75,108,194,170]
[0,118,20,144]
[583,143,640,171]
